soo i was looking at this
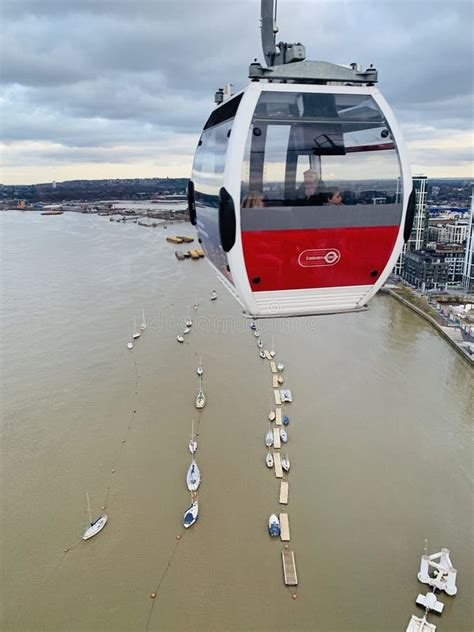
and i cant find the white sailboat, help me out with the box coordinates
[266,452,274,468]
[140,307,147,331]
[279,428,288,443]
[177,335,184,343]
[193,296,199,310]
[127,331,134,350]
[268,410,276,422]
[188,419,198,454]
[210,290,217,300]
[257,340,263,348]
[186,459,201,492]
[183,498,199,528]
[259,351,266,359]
[82,493,107,541]
[281,455,290,472]
[132,317,141,339]
[195,377,206,409]
[183,327,191,334]
[270,336,275,358]
[197,356,203,377]
[265,430,273,447]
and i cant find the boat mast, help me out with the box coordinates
[86,492,92,525]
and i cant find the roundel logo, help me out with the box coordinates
[298,248,341,268]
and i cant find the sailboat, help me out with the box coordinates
[193,296,199,310]
[188,419,198,454]
[257,340,263,348]
[279,428,288,443]
[132,317,141,339]
[266,452,274,468]
[140,308,147,331]
[210,290,217,300]
[82,493,107,540]
[183,327,191,334]
[195,377,206,409]
[259,351,266,359]
[265,430,273,447]
[185,310,193,328]
[177,335,184,343]
[268,410,276,422]
[197,356,204,377]
[186,459,201,492]
[183,497,199,528]
[281,455,291,472]
[127,332,134,350]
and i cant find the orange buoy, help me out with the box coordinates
[64,548,69,553]
[150,592,157,599]
[101,506,105,510]
[176,535,181,540]
[121,439,125,443]
[284,544,289,550]
[292,593,297,600]
[111,469,115,473]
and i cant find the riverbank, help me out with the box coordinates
[383,287,474,365]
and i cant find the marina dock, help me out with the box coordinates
[279,481,289,504]
[274,389,282,406]
[281,551,298,586]
[273,428,281,449]
[279,513,290,541]
[273,453,283,478]
[275,408,282,426]
[270,361,277,374]
[272,375,279,388]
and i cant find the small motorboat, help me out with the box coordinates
[277,376,284,384]
[250,322,256,330]
[254,331,260,338]
[280,390,293,403]
[197,357,204,377]
[276,362,284,372]
[210,290,217,300]
[186,459,201,492]
[259,351,266,359]
[268,411,276,422]
[195,378,206,409]
[127,338,133,350]
[183,499,198,528]
[82,493,107,541]
[186,319,193,327]
[265,430,273,447]
[281,455,290,472]
[269,351,276,358]
[279,428,288,443]
[257,340,263,348]
[268,514,280,537]
[177,335,184,343]
[282,415,290,426]
[266,452,274,468]
[183,327,191,334]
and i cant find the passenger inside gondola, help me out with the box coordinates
[242,192,265,208]
[327,189,344,206]
[296,169,327,206]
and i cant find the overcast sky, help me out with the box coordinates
[1,0,472,184]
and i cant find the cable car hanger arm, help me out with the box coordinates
[252,0,378,85]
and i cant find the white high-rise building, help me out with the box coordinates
[462,188,473,291]
[394,175,428,275]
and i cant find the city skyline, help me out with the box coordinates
[1,0,473,184]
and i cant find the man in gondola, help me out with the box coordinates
[297,168,327,205]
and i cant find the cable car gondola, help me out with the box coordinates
[188,1,414,318]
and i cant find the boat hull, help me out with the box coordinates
[82,515,108,540]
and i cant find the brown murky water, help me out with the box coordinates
[1,212,472,631]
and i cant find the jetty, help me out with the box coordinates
[273,452,283,478]
[279,481,289,504]
[281,550,298,586]
[275,408,282,425]
[273,428,281,449]
[279,513,290,541]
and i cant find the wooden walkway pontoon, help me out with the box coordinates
[281,550,298,586]
[279,513,290,541]
[279,481,289,504]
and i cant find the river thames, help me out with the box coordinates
[1,211,472,631]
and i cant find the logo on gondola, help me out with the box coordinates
[298,248,341,267]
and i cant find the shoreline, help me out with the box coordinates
[382,288,473,365]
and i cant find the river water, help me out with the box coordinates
[1,211,472,632]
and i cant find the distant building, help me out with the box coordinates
[394,175,428,275]
[462,189,473,291]
[433,244,466,284]
[403,250,448,291]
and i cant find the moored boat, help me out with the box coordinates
[195,377,206,409]
[268,514,280,537]
[183,499,199,528]
[266,452,274,468]
[265,430,273,447]
[177,335,184,343]
[279,428,288,443]
[186,459,201,492]
[82,493,107,541]
[281,455,290,472]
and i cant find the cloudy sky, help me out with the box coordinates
[1,0,472,184]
